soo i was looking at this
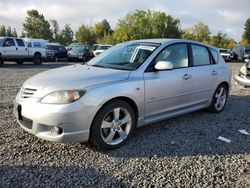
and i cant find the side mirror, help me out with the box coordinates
[154,61,173,71]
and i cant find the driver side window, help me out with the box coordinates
[154,44,188,69]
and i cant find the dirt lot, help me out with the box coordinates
[0,62,249,187]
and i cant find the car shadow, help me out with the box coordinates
[0,165,127,187]
[96,94,250,158]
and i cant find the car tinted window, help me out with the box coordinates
[154,44,188,69]
[33,42,41,47]
[192,45,210,66]
[210,48,218,64]
[16,39,25,47]
[4,38,15,46]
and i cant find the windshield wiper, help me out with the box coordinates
[91,64,109,69]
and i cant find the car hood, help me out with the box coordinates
[23,64,130,98]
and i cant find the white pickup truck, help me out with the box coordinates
[0,37,46,65]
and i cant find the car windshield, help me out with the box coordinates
[87,42,160,70]
[0,38,4,45]
[97,46,111,50]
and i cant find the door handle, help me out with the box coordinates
[211,70,218,76]
[16,47,18,51]
[182,74,192,80]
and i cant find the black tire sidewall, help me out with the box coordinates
[90,100,136,150]
[209,84,228,113]
[0,55,3,66]
[34,54,42,65]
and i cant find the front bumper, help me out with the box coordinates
[13,94,96,143]
[234,74,250,87]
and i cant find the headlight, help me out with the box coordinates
[239,65,247,75]
[41,90,86,104]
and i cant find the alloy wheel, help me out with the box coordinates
[100,107,132,145]
[214,87,227,111]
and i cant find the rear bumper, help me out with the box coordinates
[234,74,250,87]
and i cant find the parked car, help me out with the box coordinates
[232,45,250,61]
[234,62,250,87]
[0,37,46,65]
[66,43,82,51]
[67,45,94,62]
[93,44,112,56]
[219,48,235,62]
[45,43,68,62]
[14,39,232,150]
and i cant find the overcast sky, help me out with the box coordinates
[0,0,249,41]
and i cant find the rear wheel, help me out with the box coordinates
[0,55,4,66]
[90,100,136,150]
[208,84,228,113]
[34,54,42,65]
[16,60,23,65]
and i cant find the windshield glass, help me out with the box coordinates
[0,38,4,45]
[97,45,111,50]
[87,42,160,70]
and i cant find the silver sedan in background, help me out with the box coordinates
[14,39,232,150]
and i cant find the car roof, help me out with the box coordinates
[125,38,218,50]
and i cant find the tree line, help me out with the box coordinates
[0,9,249,49]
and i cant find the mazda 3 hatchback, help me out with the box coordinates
[14,39,232,150]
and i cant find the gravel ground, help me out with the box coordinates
[0,61,249,187]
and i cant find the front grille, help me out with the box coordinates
[20,87,37,99]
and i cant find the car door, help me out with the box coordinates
[2,38,17,59]
[15,39,28,59]
[189,44,218,106]
[144,43,193,122]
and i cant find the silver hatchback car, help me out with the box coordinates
[14,39,232,150]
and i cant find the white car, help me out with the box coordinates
[93,45,112,56]
[0,37,46,65]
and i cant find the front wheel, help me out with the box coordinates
[0,55,4,66]
[90,100,136,150]
[208,84,228,113]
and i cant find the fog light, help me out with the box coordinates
[50,126,63,135]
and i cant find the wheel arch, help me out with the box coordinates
[34,51,41,57]
[217,81,230,94]
[90,96,139,135]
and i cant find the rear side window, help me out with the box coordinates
[33,42,41,47]
[210,48,219,64]
[16,39,25,47]
[154,44,188,69]
[191,45,210,66]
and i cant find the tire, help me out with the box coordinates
[16,60,23,65]
[0,55,4,66]
[54,56,58,62]
[90,100,136,150]
[208,84,228,113]
[82,55,86,63]
[34,54,42,65]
